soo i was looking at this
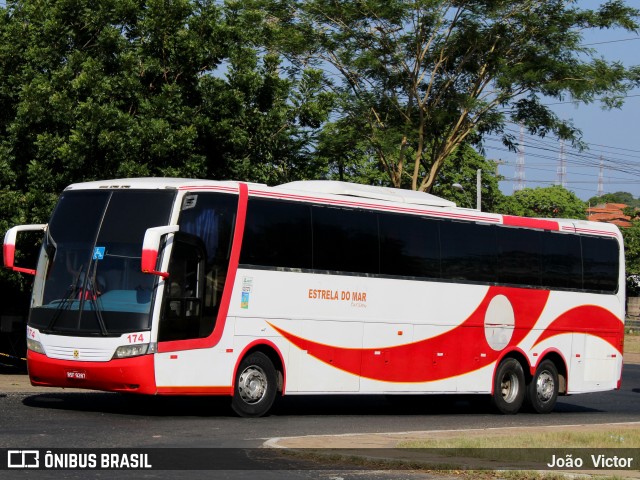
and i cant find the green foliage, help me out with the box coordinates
[0,0,335,215]
[315,118,393,186]
[0,0,336,312]
[431,145,505,213]
[587,191,640,209]
[293,0,640,192]
[498,186,587,219]
[622,221,640,277]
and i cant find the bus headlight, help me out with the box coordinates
[113,343,156,359]
[26,338,46,355]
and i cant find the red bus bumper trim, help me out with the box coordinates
[27,351,157,394]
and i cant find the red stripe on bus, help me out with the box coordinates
[532,306,623,351]
[271,288,622,384]
[503,215,559,231]
[573,227,619,237]
[270,286,551,383]
[156,386,233,395]
[158,182,249,353]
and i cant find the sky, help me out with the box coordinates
[0,1,636,201]
[483,1,640,201]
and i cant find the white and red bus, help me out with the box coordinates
[4,178,625,416]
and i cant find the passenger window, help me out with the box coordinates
[498,228,542,287]
[440,222,497,283]
[312,206,379,274]
[541,232,582,290]
[379,213,441,278]
[241,199,312,269]
[582,236,618,292]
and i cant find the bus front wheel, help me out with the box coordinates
[492,358,525,414]
[526,359,559,414]
[231,352,278,417]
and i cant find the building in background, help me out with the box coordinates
[587,203,634,228]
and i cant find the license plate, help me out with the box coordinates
[66,371,86,380]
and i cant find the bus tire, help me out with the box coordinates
[492,358,525,414]
[526,359,559,414]
[231,352,278,418]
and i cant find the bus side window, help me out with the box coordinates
[541,232,582,290]
[158,234,205,342]
[440,221,497,283]
[582,235,619,293]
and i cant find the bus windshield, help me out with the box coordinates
[29,189,176,335]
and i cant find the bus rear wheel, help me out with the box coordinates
[492,358,525,414]
[526,359,559,414]
[231,352,278,417]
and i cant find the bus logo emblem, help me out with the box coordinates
[73,350,79,359]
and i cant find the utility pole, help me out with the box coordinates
[514,124,525,192]
[476,168,481,211]
[556,139,566,187]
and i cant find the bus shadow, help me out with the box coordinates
[272,394,601,416]
[22,392,234,417]
[21,391,602,417]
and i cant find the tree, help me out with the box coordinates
[0,0,335,220]
[430,145,505,212]
[315,117,397,186]
[294,0,640,192]
[499,185,587,219]
[316,120,506,210]
[622,220,640,296]
[0,0,335,313]
[623,221,640,275]
[587,191,640,208]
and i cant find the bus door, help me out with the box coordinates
[149,193,239,389]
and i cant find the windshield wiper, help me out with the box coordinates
[44,264,85,333]
[81,261,108,336]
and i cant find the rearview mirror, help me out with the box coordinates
[3,224,46,275]
[141,225,179,278]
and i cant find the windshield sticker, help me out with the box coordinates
[92,247,106,260]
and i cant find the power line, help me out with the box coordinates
[492,124,640,166]
[542,93,640,106]
[582,37,640,46]
[485,122,640,198]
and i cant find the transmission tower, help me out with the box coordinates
[556,139,567,187]
[597,155,604,197]
[514,124,526,192]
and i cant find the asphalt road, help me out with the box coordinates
[0,364,638,479]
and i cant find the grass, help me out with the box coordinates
[280,449,606,480]
[624,329,640,354]
[396,428,640,472]
[398,428,640,449]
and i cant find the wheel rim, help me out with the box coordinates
[237,365,267,404]
[536,370,555,403]
[500,371,519,403]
